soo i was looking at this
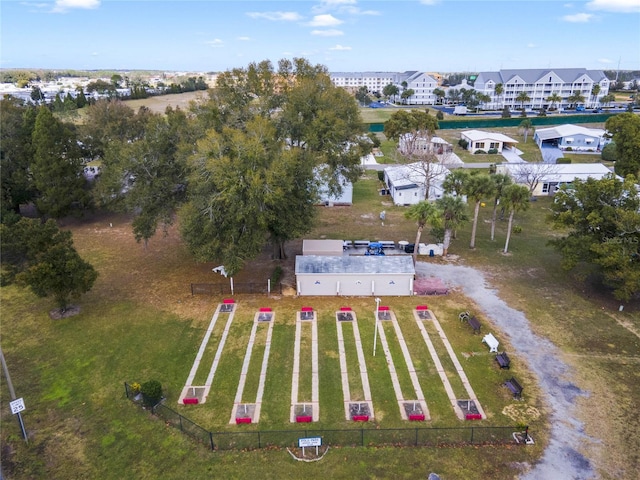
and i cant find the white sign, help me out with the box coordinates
[298,437,322,448]
[10,398,25,415]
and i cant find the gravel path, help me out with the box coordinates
[415,262,597,480]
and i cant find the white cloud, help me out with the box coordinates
[246,11,302,21]
[312,0,380,15]
[52,0,100,12]
[587,0,640,13]
[307,14,343,27]
[311,29,344,36]
[237,36,251,41]
[329,44,352,51]
[527,43,537,48]
[206,39,224,47]
[420,0,440,5]
[598,58,615,63]
[562,12,595,22]
[91,51,98,56]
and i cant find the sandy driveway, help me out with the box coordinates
[415,262,596,480]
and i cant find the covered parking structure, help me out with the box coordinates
[295,255,415,296]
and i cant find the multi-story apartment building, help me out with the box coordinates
[473,68,610,110]
[330,71,439,105]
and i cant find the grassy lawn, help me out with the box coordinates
[2,132,638,479]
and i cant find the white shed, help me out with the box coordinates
[302,239,344,256]
[295,255,415,296]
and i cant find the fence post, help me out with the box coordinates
[361,428,364,447]
[124,382,129,398]
[470,426,474,444]
[179,414,183,432]
[258,431,261,449]
[190,284,194,296]
[415,428,418,446]
[209,432,214,451]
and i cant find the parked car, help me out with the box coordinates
[576,106,585,112]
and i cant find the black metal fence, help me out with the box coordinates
[124,383,526,452]
[190,282,283,296]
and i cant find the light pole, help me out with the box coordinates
[373,297,381,356]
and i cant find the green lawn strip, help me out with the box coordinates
[420,319,467,396]
[377,320,419,401]
[189,309,233,386]
[340,321,365,401]
[316,310,348,427]
[296,322,314,403]
[239,322,269,403]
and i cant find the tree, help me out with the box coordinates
[501,106,512,118]
[447,88,461,105]
[464,174,495,249]
[433,87,446,105]
[442,169,470,197]
[549,175,640,301]
[501,184,530,254]
[515,91,530,110]
[434,195,468,256]
[546,92,562,111]
[601,142,617,162]
[476,93,491,111]
[31,106,90,218]
[355,86,371,106]
[590,84,601,108]
[507,161,560,194]
[405,201,438,265]
[599,93,616,107]
[605,113,640,178]
[489,173,513,241]
[383,83,399,103]
[519,119,533,143]
[494,83,504,109]
[1,218,98,312]
[567,92,586,109]
[400,88,415,104]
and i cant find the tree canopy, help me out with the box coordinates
[549,174,640,301]
[605,113,640,178]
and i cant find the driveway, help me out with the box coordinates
[541,145,565,164]
[415,262,596,480]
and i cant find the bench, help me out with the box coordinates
[504,377,523,399]
[467,316,481,334]
[495,352,511,369]
[343,240,353,250]
[482,333,499,353]
[182,397,199,405]
[379,241,396,249]
[354,240,370,248]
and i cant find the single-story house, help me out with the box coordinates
[399,134,453,156]
[383,162,451,206]
[497,162,616,196]
[460,130,519,154]
[316,171,353,206]
[302,239,344,256]
[295,255,415,296]
[533,124,610,152]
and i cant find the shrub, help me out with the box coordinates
[601,142,617,162]
[513,225,523,234]
[141,380,163,406]
[436,111,444,120]
[474,150,487,155]
[271,266,283,285]
[556,158,572,164]
[501,106,511,118]
[488,148,498,155]
[130,382,141,395]
[458,138,469,149]
[565,146,573,151]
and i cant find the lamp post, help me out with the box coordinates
[373,297,381,356]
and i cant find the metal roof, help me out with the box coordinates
[295,255,415,275]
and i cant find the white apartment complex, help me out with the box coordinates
[473,68,609,110]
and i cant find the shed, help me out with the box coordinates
[295,255,415,296]
[302,239,344,256]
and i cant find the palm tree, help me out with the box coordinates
[489,173,512,241]
[442,169,470,197]
[501,184,530,254]
[405,201,438,265]
[519,119,533,143]
[433,88,446,105]
[591,84,601,108]
[546,92,562,111]
[494,83,504,109]
[567,92,586,109]
[434,195,468,256]
[515,91,531,111]
[464,174,495,249]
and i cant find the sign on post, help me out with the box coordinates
[298,436,322,456]
[10,398,26,415]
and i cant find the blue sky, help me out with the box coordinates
[1,0,639,73]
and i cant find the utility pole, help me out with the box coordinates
[0,346,28,443]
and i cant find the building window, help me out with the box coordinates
[542,183,549,193]
[490,142,499,149]
[475,142,485,149]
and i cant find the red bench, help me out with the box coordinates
[301,307,313,312]
[259,307,272,312]
[340,307,352,311]
[182,397,199,405]
[378,306,389,311]
[235,417,252,424]
[223,299,235,304]
[352,415,369,422]
[466,413,482,420]
[408,414,425,421]
[416,305,429,311]
[296,415,313,423]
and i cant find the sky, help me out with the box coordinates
[1,0,639,73]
